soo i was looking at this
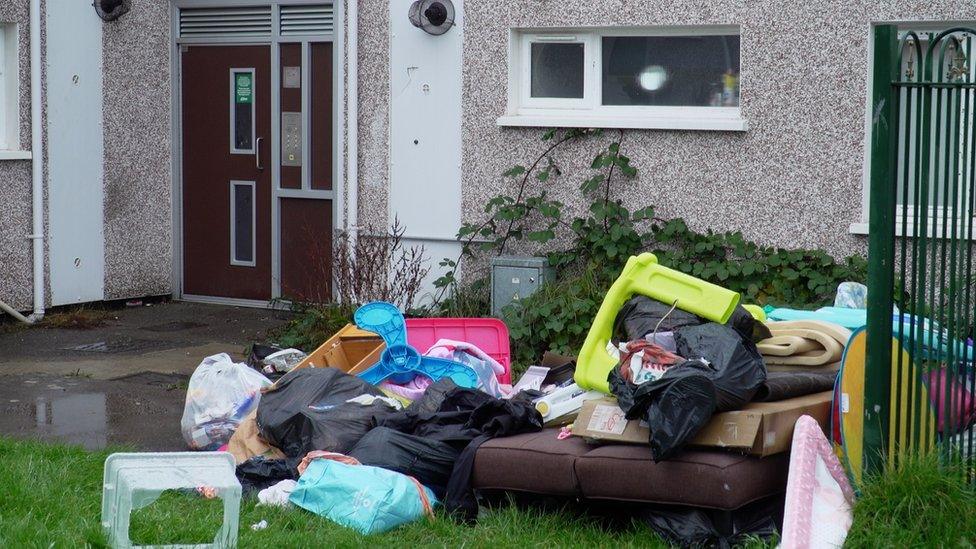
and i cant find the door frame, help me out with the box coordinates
[168,0,344,307]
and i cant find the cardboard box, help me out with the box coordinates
[573,391,833,457]
[292,324,384,376]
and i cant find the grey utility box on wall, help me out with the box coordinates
[490,256,555,317]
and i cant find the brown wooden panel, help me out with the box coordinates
[279,43,302,189]
[181,45,272,300]
[279,198,332,303]
[310,42,333,190]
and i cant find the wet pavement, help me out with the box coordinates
[0,301,291,451]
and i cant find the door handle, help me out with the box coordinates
[255,136,264,171]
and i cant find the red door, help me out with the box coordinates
[181,45,272,300]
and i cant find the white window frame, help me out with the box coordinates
[499,26,747,132]
[852,25,976,237]
[230,180,257,267]
[0,23,26,157]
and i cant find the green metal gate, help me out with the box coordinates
[867,24,976,479]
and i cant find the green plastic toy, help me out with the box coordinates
[575,253,741,393]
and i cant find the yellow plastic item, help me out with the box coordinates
[742,304,766,322]
[837,328,936,486]
[575,253,741,393]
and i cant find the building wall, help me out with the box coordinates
[357,1,976,275]
[0,2,36,311]
[101,2,172,301]
[0,1,172,312]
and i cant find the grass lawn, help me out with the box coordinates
[1,437,973,548]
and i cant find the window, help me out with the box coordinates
[230,181,256,267]
[230,68,255,154]
[500,27,745,131]
[0,23,20,151]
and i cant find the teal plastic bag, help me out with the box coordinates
[289,459,437,535]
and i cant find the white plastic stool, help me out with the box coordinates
[101,452,241,548]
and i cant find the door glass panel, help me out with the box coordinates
[231,69,255,152]
[601,35,740,107]
[231,181,255,266]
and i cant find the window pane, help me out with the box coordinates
[531,43,584,99]
[232,183,254,264]
[601,35,740,107]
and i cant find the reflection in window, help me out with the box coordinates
[602,35,740,107]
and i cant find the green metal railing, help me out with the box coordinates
[867,24,976,479]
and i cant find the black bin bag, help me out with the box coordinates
[348,426,460,498]
[609,322,766,462]
[613,296,772,344]
[256,367,393,458]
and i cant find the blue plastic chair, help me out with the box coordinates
[354,302,479,388]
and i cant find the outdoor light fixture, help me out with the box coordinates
[638,65,668,92]
[93,0,131,22]
[408,0,456,36]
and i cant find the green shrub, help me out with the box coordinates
[436,128,867,367]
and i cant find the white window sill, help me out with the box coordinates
[849,220,976,239]
[0,150,32,161]
[497,113,747,132]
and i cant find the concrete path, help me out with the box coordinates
[0,301,291,450]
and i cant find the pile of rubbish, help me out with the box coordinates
[103,254,975,547]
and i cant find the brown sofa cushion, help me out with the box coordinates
[575,444,790,510]
[472,431,592,496]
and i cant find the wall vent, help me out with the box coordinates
[280,5,334,36]
[179,7,273,38]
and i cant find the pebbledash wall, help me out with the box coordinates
[0,1,171,311]
[5,1,976,311]
[357,1,976,269]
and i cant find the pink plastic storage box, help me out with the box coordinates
[404,318,512,384]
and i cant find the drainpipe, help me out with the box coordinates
[346,0,358,239]
[0,0,43,324]
[27,0,44,322]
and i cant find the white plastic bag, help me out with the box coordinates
[181,353,272,450]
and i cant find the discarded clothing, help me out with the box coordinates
[181,353,272,450]
[378,385,543,521]
[753,370,838,402]
[236,456,298,495]
[423,339,511,398]
[616,340,685,385]
[297,450,361,476]
[380,375,434,402]
[348,426,459,498]
[256,368,393,458]
[257,479,298,507]
[610,323,767,461]
[289,459,436,535]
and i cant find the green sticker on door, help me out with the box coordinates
[235,72,253,104]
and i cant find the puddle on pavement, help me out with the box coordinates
[34,393,108,450]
